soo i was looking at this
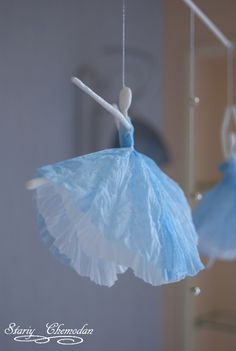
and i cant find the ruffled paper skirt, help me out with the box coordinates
[34,147,204,286]
[193,159,236,261]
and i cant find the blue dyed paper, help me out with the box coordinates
[33,118,204,286]
[193,155,236,261]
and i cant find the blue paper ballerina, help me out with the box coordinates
[193,105,236,264]
[26,78,204,287]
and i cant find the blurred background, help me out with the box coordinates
[0,0,236,350]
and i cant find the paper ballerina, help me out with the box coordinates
[26,78,204,287]
[193,106,236,263]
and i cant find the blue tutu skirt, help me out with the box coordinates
[33,119,204,286]
[193,155,236,261]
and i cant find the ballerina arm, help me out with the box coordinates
[26,177,48,190]
[71,77,131,130]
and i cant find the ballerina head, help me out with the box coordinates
[119,86,132,118]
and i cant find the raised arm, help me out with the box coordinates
[71,77,131,130]
[26,77,133,190]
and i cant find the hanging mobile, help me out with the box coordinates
[26,1,204,287]
[193,46,236,265]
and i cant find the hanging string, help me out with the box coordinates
[187,10,198,198]
[189,9,195,103]
[188,10,202,297]
[227,47,234,107]
[122,0,126,88]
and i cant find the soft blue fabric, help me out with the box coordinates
[34,118,204,286]
[193,154,236,261]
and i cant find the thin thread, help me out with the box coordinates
[187,9,195,195]
[122,0,126,88]
[227,47,234,107]
[190,9,195,99]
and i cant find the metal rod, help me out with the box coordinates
[182,0,234,49]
